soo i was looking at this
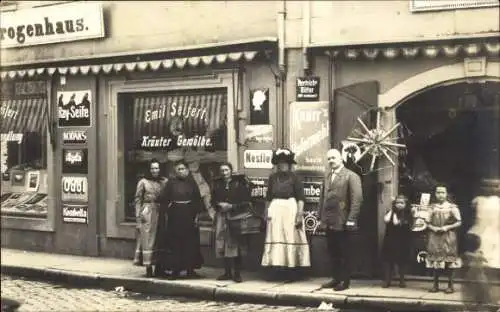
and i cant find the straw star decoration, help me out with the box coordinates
[345,109,406,172]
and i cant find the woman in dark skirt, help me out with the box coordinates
[211,162,252,283]
[159,160,204,280]
[381,194,413,288]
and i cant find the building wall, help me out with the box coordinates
[284,0,499,48]
[1,1,278,65]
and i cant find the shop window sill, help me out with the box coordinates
[1,215,55,232]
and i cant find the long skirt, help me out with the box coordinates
[162,202,203,271]
[214,212,248,258]
[261,198,311,268]
[133,203,163,266]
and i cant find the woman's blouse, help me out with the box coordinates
[161,175,202,205]
[134,177,167,217]
[266,171,304,202]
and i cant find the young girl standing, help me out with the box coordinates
[425,185,462,293]
[381,195,413,288]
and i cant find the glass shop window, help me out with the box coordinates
[1,80,49,218]
[119,88,228,222]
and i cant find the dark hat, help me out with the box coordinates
[271,148,297,165]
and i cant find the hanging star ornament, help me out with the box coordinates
[345,109,406,172]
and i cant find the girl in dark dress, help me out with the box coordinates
[211,162,252,283]
[160,160,204,280]
[381,194,413,288]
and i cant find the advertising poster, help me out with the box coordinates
[244,125,273,145]
[62,203,88,224]
[58,90,91,127]
[303,181,322,203]
[249,89,270,125]
[61,176,88,202]
[62,130,88,144]
[62,148,88,174]
[289,101,330,175]
[248,177,268,200]
[243,150,273,169]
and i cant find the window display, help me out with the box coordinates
[0,80,48,218]
[119,88,228,221]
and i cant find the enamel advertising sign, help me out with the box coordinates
[58,90,91,127]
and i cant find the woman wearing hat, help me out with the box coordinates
[261,148,311,280]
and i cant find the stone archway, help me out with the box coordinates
[374,59,500,256]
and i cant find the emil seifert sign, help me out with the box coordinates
[0,2,104,49]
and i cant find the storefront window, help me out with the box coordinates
[119,88,228,221]
[1,80,49,218]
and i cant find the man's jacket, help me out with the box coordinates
[318,166,363,230]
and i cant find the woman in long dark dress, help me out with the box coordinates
[381,194,413,288]
[211,162,252,283]
[133,159,168,277]
[261,148,310,280]
[160,160,204,280]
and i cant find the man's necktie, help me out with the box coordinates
[330,171,336,184]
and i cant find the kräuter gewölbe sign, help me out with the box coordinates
[0,2,104,49]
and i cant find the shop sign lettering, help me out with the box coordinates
[249,177,268,199]
[62,203,88,224]
[243,150,273,169]
[14,81,47,96]
[61,176,88,202]
[58,90,91,127]
[0,2,104,49]
[62,149,88,174]
[144,103,208,123]
[140,135,212,148]
[303,182,322,203]
[62,130,87,144]
[296,77,320,101]
[0,103,18,120]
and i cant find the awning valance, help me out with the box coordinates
[0,98,47,134]
[0,51,259,80]
[322,41,500,61]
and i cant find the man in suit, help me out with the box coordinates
[319,148,363,291]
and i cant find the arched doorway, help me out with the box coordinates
[397,81,499,258]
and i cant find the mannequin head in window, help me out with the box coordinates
[173,160,190,179]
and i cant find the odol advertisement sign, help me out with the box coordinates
[289,101,330,175]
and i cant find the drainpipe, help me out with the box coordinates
[302,0,311,74]
[277,0,286,147]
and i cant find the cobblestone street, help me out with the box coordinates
[1,275,319,312]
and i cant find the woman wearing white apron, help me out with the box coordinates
[261,148,311,280]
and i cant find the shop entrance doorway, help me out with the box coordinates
[396,81,500,274]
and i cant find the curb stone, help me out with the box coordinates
[2,265,499,311]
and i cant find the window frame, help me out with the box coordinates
[409,0,500,12]
[1,78,56,232]
[103,70,239,239]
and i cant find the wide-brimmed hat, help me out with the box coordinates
[271,148,297,165]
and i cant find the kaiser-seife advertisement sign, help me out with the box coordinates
[0,2,104,49]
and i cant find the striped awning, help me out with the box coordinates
[131,88,227,149]
[0,98,47,134]
[323,41,500,60]
[0,51,259,80]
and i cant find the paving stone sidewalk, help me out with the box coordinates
[1,248,499,311]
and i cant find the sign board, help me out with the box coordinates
[62,148,88,174]
[0,2,105,49]
[62,130,88,144]
[62,203,88,224]
[58,90,91,127]
[243,150,273,169]
[61,176,88,202]
[244,125,273,145]
[249,89,270,125]
[409,0,499,12]
[296,77,320,101]
[303,181,322,203]
[249,177,268,200]
[289,101,329,175]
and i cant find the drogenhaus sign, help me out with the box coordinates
[0,2,104,49]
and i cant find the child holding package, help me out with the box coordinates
[425,184,462,294]
[381,194,413,288]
